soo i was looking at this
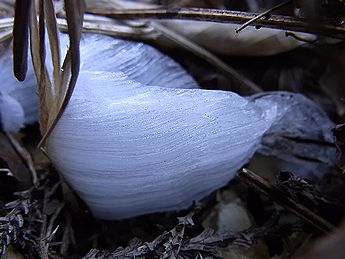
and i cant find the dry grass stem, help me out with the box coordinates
[86,8,345,39]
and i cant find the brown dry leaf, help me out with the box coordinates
[44,0,61,99]
[28,1,54,133]
[57,16,158,41]
[0,131,32,187]
[5,132,37,185]
[61,0,84,107]
[27,0,85,146]
[38,0,63,139]
[38,0,85,147]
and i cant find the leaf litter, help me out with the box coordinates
[1,0,345,258]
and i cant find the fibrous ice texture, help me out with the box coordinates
[47,71,275,219]
[0,33,335,219]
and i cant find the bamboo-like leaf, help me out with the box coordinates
[28,3,42,81]
[39,0,85,147]
[28,0,45,129]
[13,0,32,81]
[38,0,46,91]
[28,0,53,133]
[56,0,84,113]
[62,0,84,87]
[58,49,71,99]
[44,0,61,98]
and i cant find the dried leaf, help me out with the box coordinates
[60,0,84,105]
[44,0,61,98]
[59,0,85,101]
[0,132,31,186]
[28,1,53,133]
[39,0,85,146]
[5,132,37,186]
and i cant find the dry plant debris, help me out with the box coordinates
[0,0,344,258]
[83,212,279,259]
[0,171,74,258]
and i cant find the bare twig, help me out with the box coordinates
[86,8,345,39]
[236,0,293,33]
[46,203,64,239]
[56,17,158,40]
[39,214,49,259]
[236,168,336,234]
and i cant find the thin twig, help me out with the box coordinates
[236,0,293,33]
[236,168,336,234]
[56,18,158,40]
[39,214,49,259]
[86,8,345,39]
[46,202,64,239]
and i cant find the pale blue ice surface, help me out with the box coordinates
[0,33,336,219]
